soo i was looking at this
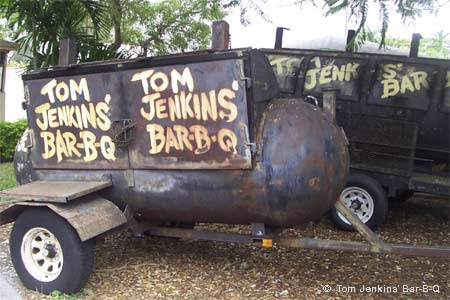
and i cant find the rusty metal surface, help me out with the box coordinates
[275,238,450,258]
[29,98,348,227]
[23,50,252,170]
[0,180,112,203]
[24,71,131,169]
[0,204,25,226]
[262,48,449,195]
[0,195,127,241]
[134,221,450,258]
[47,195,127,241]
[145,226,253,244]
[126,59,252,169]
[15,49,349,227]
[334,200,384,246]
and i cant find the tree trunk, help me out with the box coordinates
[112,0,122,50]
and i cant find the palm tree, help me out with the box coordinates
[0,0,117,69]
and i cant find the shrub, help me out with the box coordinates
[0,119,28,162]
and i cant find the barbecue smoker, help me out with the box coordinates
[263,29,450,231]
[0,48,447,295]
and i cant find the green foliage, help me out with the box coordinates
[0,162,15,191]
[366,28,450,59]
[48,288,94,300]
[0,119,27,162]
[0,0,124,69]
[119,0,227,56]
[0,0,238,68]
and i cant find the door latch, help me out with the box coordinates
[112,119,136,148]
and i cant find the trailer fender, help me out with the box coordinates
[0,195,127,241]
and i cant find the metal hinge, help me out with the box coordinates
[112,119,136,148]
[246,142,258,155]
[240,76,252,88]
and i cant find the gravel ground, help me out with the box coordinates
[0,194,448,300]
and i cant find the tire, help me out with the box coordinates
[10,207,95,294]
[329,173,388,231]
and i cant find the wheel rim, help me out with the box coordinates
[21,227,63,282]
[337,187,375,225]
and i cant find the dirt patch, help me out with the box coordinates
[0,194,448,300]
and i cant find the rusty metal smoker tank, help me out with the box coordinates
[14,49,348,227]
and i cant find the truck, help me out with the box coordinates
[0,47,447,295]
[262,45,450,231]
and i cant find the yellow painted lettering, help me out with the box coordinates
[48,108,58,128]
[34,103,50,131]
[40,79,57,103]
[155,98,168,119]
[168,95,181,121]
[381,79,400,99]
[332,65,346,81]
[173,125,193,151]
[171,68,194,93]
[141,93,160,121]
[217,128,237,154]
[62,131,81,158]
[96,102,111,131]
[382,64,398,80]
[400,75,415,94]
[190,125,211,155]
[193,94,201,120]
[345,63,360,81]
[55,81,69,102]
[165,126,180,153]
[100,135,116,160]
[57,106,69,127]
[150,72,169,92]
[81,103,97,129]
[201,90,218,121]
[147,123,165,154]
[70,78,90,101]
[410,71,429,90]
[180,91,194,119]
[40,131,55,159]
[131,69,155,94]
[79,131,98,162]
[55,129,69,162]
[218,88,237,122]
[319,65,332,84]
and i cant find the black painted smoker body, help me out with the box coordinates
[14,49,349,227]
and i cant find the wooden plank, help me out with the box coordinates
[0,180,112,203]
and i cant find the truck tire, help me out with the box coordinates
[10,207,94,294]
[329,173,388,231]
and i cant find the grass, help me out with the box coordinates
[0,162,16,191]
[49,289,94,300]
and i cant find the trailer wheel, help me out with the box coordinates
[330,173,388,231]
[10,207,94,294]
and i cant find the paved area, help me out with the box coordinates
[0,272,21,300]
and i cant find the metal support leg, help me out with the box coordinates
[334,199,384,246]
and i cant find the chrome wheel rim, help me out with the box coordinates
[21,227,63,282]
[337,187,375,225]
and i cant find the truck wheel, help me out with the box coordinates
[329,173,388,231]
[10,207,94,294]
